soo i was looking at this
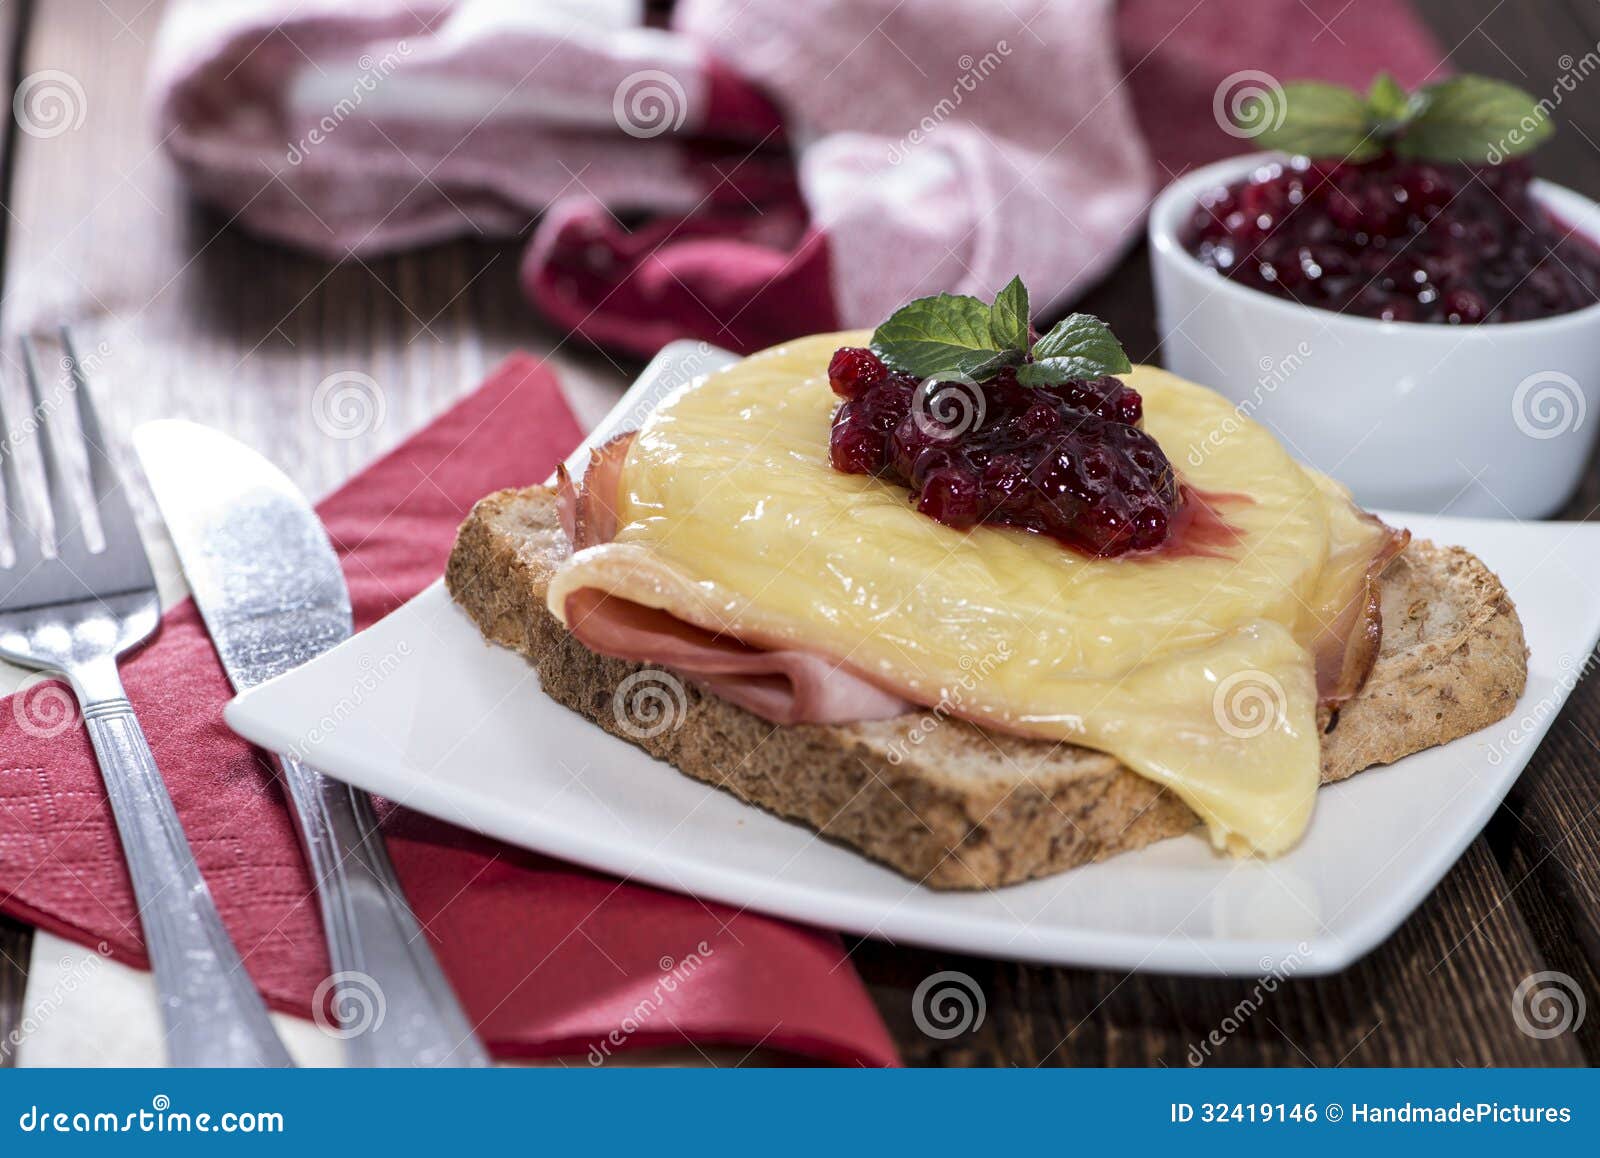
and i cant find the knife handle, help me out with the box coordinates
[74,674,292,1067]
[276,754,490,1067]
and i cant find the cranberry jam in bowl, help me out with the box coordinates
[1183,153,1600,325]
[1148,74,1600,518]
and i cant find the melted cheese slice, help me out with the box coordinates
[548,332,1395,855]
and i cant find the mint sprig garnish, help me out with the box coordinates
[988,276,1031,354]
[1397,75,1554,162]
[868,291,1018,378]
[1246,81,1381,162]
[1366,73,1412,124]
[1236,72,1552,164]
[1018,314,1133,386]
[870,279,1129,386]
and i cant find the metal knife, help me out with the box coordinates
[134,420,490,1068]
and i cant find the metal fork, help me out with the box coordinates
[0,331,291,1067]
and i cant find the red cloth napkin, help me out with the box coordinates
[0,356,898,1067]
[151,0,1442,358]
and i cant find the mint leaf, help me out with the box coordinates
[1230,73,1554,164]
[1017,314,1131,386]
[1366,73,1411,124]
[1398,75,1552,162]
[1243,81,1380,162]
[871,292,1013,378]
[868,283,1128,387]
[989,276,1031,353]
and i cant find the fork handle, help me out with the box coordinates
[276,754,489,1067]
[75,669,292,1067]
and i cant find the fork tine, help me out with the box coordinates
[59,328,144,567]
[21,336,80,552]
[0,377,43,569]
[60,328,116,508]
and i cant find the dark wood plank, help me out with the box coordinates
[1409,0,1600,1064]
[853,838,1582,1067]
[0,0,31,1070]
[0,913,25,1067]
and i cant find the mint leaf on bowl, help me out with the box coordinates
[1397,75,1553,162]
[1246,81,1380,162]
[1365,72,1414,126]
[1231,71,1552,164]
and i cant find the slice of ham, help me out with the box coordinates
[554,433,914,724]
[551,433,1403,728]
[555,433,635,550]
[562,588,913,725]
[1313,514,1410,710]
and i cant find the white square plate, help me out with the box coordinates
[223,347,1600,977]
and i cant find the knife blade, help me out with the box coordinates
[134,419,489,1068]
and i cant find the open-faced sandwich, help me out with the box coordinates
[446,279,1527,889]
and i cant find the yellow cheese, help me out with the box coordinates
[548,332,1393,856]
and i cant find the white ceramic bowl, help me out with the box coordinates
[1149,153,1600,517]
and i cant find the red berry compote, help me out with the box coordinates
[826,347,1182,557]
[1182,154,1600,324]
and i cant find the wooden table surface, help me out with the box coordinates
[1,0,1597,1067]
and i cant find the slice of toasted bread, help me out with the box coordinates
[445,486,1528,889]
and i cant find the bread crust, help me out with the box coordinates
[445,486,1528,889]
